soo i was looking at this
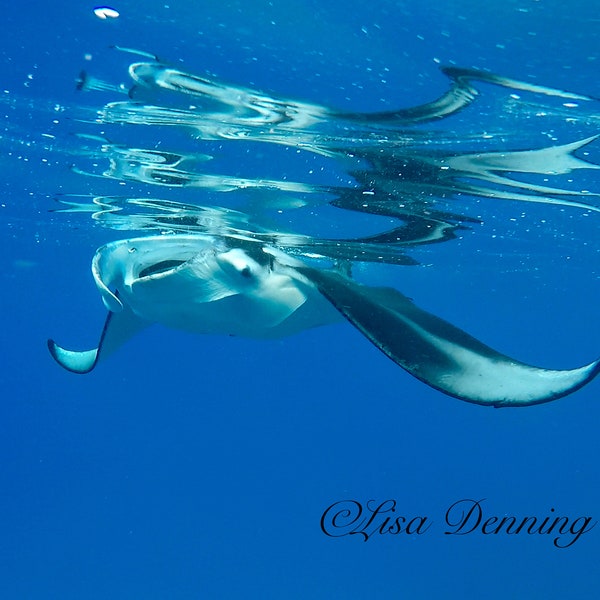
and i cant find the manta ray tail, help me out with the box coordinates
[48,302,149,374]
[300,266,600,407]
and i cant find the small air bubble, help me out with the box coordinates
[94,7,120,19]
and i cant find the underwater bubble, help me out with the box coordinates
[93,6,120,19]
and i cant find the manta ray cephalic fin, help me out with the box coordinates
[298,266,600,407]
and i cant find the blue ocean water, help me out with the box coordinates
[1,1,599,598]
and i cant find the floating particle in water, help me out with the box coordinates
[13,259,37,270]
[93,6,120,19]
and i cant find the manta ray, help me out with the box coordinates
[48,235,600,407]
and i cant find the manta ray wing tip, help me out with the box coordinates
[47,338,99,374]
[491,357,600,408]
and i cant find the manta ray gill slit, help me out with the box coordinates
[138,259,187,278]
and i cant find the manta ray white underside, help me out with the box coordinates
[48,235,600,407]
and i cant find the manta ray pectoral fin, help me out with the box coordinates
[341,66,597,125]
[299,267,600,407]
[48,302,149,374]
[47,342,99,374]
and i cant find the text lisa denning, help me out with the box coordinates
[320,498,595,548]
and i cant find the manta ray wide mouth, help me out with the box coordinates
[138,259,187,278]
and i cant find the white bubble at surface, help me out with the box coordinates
[93,6,120,19]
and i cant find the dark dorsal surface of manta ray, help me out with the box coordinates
[48,235,600,408]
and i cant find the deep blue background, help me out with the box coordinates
[1,1,599,598]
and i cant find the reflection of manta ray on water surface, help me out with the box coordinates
[49,56,600,407]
